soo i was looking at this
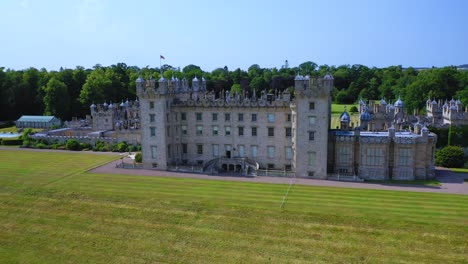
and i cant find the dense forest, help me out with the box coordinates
[0,62,467,121]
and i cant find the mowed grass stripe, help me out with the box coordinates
[56,173,468,217]
[62,172,468,206]
[1,195,465,264]
[1,150,467,263]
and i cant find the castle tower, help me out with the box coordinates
[291,74,333,179]
[192,76,200,99]
[137,77,173,170]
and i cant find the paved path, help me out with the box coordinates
[2,147,466,195]
[92,159,468,195]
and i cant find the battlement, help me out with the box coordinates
[293,74,334,97]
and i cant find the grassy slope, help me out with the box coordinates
[0,150,467,263]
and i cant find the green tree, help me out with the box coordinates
[79,68,111,106]
[43,77,70,119]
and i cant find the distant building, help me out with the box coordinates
[426,98,468,126]
[16,115,61,129]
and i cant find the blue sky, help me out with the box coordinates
[1,0,467,71]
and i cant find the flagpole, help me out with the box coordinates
[159,56,162,76]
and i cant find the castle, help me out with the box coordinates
[130,73,437,181]
[425,98,468,126]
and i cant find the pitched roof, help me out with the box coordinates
[17,115,58,122]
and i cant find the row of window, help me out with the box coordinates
[149,113,317,125]
[150,144,317,167]
[337,145,414,167]
[149,126,315,139]
[151,144,300,160]
[149,101,316,111]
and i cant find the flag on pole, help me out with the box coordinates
[160,55,165,60]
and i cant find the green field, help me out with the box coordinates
[331,103,358,114]
[452,168,468,174]
[0,150,467,263]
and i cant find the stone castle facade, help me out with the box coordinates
[425,98,468,126]
[131,73,437,181]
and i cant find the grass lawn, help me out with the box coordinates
[0,150,467,263]
[365,179,441,186]
[331,103,358,114]
[451,168,468,174]
[0,126,43,133]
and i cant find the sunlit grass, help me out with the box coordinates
[0,149,467,263]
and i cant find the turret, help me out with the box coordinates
[136,76,145,93]
[340,110,351,130]
[159,76,167,94]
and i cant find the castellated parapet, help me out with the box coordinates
[132,72,436,181]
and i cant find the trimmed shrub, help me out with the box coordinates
[349,106,358,113]
[65,139,81,151]
[135,152,142,163]
[2,139,23,145]
[128,145,138,152]
[80,142,92,150]
[116,141,128,152]
[35,143,48,149]
[435,145,465,168]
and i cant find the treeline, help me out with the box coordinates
[1,62,467,121]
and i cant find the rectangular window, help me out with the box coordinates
[166,113,170,123]
[150,114,155,122]
[268,127,274,137]
[308,116,316,125]
[181,125,187,135]
[212,113,218,121]
[287,114,291,122]
[225,126,231,136]
[267,146,275,159]
[251,145,258,158]
[166,126,170,137]
[212,125,219,136]
[182,143,187,154]
[149,101,154,109]
[197,144,203,154]
[212,144,219,157]
[251,114,257,122]
[196,125,203,135]
[167,145,171,158]
[285,127,292,137]
[238,145,245,157]
[285,164,292,171]
[181,112,187,121]
[267,164,275,169]
[238,113,244,122]
[238,127,244,136]
[308,152,316,166]
[268,113,275,123]
[225,113,231,121]
[251,127,257,136]
[309,102,315,110]
[150,127,156,137]
[151,145,157,159]
[398,148,413,166]
[196,112,202,121]
[337,146,352,164]
[363,148,385,166]
[309,131,315,140]
[285,147,293,160]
